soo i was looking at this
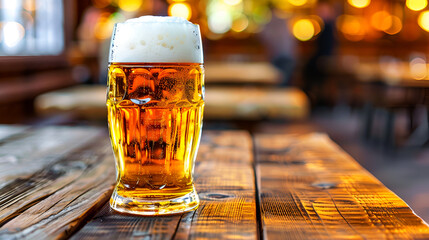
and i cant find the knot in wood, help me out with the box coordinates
[311,182,337,189]
[199,193,233,200]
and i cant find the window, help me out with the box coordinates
[0,0,64,56]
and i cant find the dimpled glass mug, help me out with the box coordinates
[106,16,204,215]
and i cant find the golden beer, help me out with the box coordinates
[107,17,204,215]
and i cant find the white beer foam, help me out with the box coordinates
[109,16,203,63]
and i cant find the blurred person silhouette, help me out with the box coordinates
[260,7,297,87]
[303,0,337,106]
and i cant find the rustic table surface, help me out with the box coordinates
[0,125,428,239]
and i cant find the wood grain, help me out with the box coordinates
[0,126,101,184]
[0,128,115,239]
[0,125,28,141]
[70,203,183,240]
[2,127,427,239]
[72,130,258,240]
[254,133,429,240]
[176,131,257,240]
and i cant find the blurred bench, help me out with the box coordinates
[205,86,308,120]
[35,85,309,122]
[205,62,281,85]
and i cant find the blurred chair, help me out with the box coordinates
[362,80,429,149]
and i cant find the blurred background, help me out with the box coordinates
[0,0,428,220]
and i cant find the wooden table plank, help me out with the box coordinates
[176,131,256,240]
[0,128,115,239]
[0,126,102,184]
[72,130,258,240]
[70,203,183,240]
[254,133,429,239]
[0,125,29,141]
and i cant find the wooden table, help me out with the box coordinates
[0,125,428,239]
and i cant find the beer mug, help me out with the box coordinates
[106,16,204,215]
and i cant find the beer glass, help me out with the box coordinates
[106,16,204,215]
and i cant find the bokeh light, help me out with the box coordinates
[348,0,371,8]
[271,0,293,10]
[418,11,429,31]
[251,5,272,25]
[371,11,392,31]
[292,19,314,41]
[337,15,366,41]
[231,14,249,32]
[406,0,427,11]
[246,21,262,34]
[338,15,363,35]
[208,11,232,34]
[118,0,142,12]
[289,0,308,7]
[23,0,36,11]
[223,0,242,6]
[410,57,427,80]
[95,12,125,40]
[384,16,402,35]
[309,15,323,35]
[3,22,25,47]
[0,23,3,43]
[168,3,192,20]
